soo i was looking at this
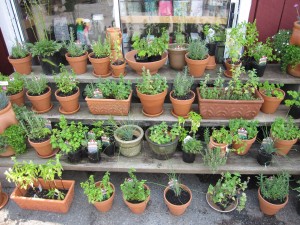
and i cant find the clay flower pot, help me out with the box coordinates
[206,192,238,213]
[170,90,195,118]
[224,59,242,78]
[273,138,298,156]
[232,136,256,156]
[287,64,300,78]
[167,44,188,70]
[26,86,52,114]
[28,138,54,158]
[111,61,126,78]
[259,89,285,114]
[55,88,80,115]
[290,21,300,46]
[0,101,18,134]
[8,54,32,75]
[164,184,192,216]
[65,52,88,75]
[206,55,217,70]
[88,53,111,77]
[9,88,25,106]
[123,185,150,214]
[125,50,168,75]
[136,88,167,117]
[93,182,115,212]
[0,182,9,209]
[208,137,228,157]
[11,178,75,213]
[258,188,288,216]
[185,53,209,77]
[0,146,15,157]
[106,27,122,50]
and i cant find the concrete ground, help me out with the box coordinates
[0,171,299,225]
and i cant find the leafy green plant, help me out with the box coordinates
[66,28,87,57]
[11,42,29,59]
[247,39,278,63]
[211,127,232,145]
[172,67,194,98]
[281,45,300,72]
[115,124,137,141]
[120,168,150,202]
[27,39,62,57]
[285,91,300,107]
[136,68,168,95]
[174,31,185,47]
[91,37,111,58]
[54,65,79,95]
[271,117,300,140]
[272,29,291,59]
[148,122,180,144]
[0,72,24,95]
[24,75,48,96]
[208,172,249,212]
[187,39,208,60]
[259,81,284,99]
[46,188,65,200]
[243,21,259,56]
[81,172,114,204]
[229,118,259,141]
[182,138,202,154]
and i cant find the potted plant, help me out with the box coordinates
[110,39,126,78]
[290,5,300,45]
[65,28,88,75]
[0,72,24,106]
[164,173,192,216]
[281,45,300,77]
[0,91,18,134]
[208,127,232,156]
[197,67,264,119]
[27,39,62,75]
[54,65,80,114]
[257,128,276,166]
[8,42,32,75]
[82,131,102,163]
[182,138,202,163]
[169,67,195,118]
[207,172,248,212]
[168,29,188,70]
[0,124,26,157]
[136,68,168,117]
[88,37,111,77]
[81,172,115,212]
[0,181,9,209]
[145,122,180,160]
[270,117,299,156]
[285,90,300,119]
[24,75,52,113]
[51,116,88,163]
[120,169,150,214]
[229,118,259,155]
[259,81,285,114]
[125,30,169,75]
[84,76,132,115]
[185,38,209,77]
[272,29,291,61]
[257,172,290,216]
[5,155,75,213]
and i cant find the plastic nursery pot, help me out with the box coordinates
[55,88,80,115]
[8,54,32,75]
[169,90,195,118]
[8,89,25,106]
[103,141,116,157]
[257,149,272,166]
[185,53,209,77]
[93,182,115,212]
[232,136,256,156]
[26,86,52,114]
[0,101,18,134]
[182,152,196,163]
[206,192,238,213]
[288,106,300,119]
[88,151,101,163]
[123,184,150,214]
[67,150,82,163]
[38,54,61,75]
[259,88,285,114]
[65,52,88,75]
[251,61,266,77]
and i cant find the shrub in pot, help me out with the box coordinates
[145,122,179,160]
[229,118,259,155]
[110,39,126,78]
[285,90,300,119]
[259,81,285,114]
[120,169,150,214]
[270,117,300,156]
[207,172,248,212]
[185,38,209,77]
[209,127,232,157]
[24,75,52,113]
[168,30,188,70]
[281,45,300,77]
[81,172,115,212]
[8,42,32,75]
[5,155,75,213]
[85,76,132,115]
[0,92,18,134]
[170,67,195,118]
[257,172,290,216]
[136,68,168,117]
[54,65,80,114]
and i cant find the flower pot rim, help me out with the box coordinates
[169,90,195,102]
[136,87,167,97]
[114,125,144,144]
[145,127,179,147]
[85,90,132,102]
[125,50,168,64]
[258,188,288,207]
[164,184,192,207]
[88,52,110,61]
[28,137,51,146]
[122,184,150,204]
[8,53,32,63]
[65,51,88,59]
[26,86,51,98]
[55,87,80,99]
[93,181,115,204]
[7,88,24,97]
[168,43,189,51]
[185,53,209,62]
[259,88,285,100]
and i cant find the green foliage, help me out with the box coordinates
[172,67,194,98]
[259,81,284,99]
[281,45,300,72]
[0,92,9,110]
[24,75,48,95]
[27,39,62,57]
[148,122,180,144]
[66,28,87,57]
[136,68,168,95]
[258,172,290,203]
[46,188,65,200]
[208,172,249,212]
[285,90,300,107]
[0,124,26,155]
[187,38,208,60]
[0,73,24,95]
[272,30,291,59]
[115,125,137,141]
[174,31,185,46]
[167,173,182,197]
[229,118,259,140]
[203,24,226,43]
[243,21,259,55]
[91,37,111,58]
[120,169,150,202]
[271,117,300,140]
[182,138,202,154]
[54,65,79,95]
[11,42,29,59]
[211,127,232,145]
[81,172,114,204]
[248,39,278,63]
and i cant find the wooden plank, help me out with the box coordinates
[1,143,300,175]
[279,0,299,30]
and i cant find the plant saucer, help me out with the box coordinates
[92,70,112,78]
[36,148,60,159]
[59,104,80,115]
[0,192,9,209]
[31,103,53,114]
[223,70,233,78]
[142,109,164,117]
[171,109,189,119]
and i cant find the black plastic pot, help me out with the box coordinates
[67,150,82,163]
[252,61,267,77]
[88,151,101,163]
[103,140,116,157]
[257,149,272,166]
[241,56,253,71]
[215,42,225,64]
[206,42,217,56]
[39,53,61,75]
[288,106,300,119]
[296,198,300,215]
[182,152,196,163]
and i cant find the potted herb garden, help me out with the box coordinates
[8,42,32,75]
[0,72,24,106]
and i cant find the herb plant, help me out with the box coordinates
[259,81,284,99]
[0,92,9,110]
[182,138,202,154]
[66,28,87,57]
[167,173,182,197]
[0,124,26,155]
[211,127,232,145]
[271,117,300,140]
[54,65,79,95]
[187,39,208,60]
[27,39,62,57]
[272,30,291,59]
[148,122,180,144]
[281,45,300,72]
[11,42,29,59]
[0,72,24,95]
[91,37,111,58]
[174,31,185,47]
[172,67,194,98]
[285,91,300,107]
[229,118,259,141]
[247,39,278,63]
[24,75,48,96]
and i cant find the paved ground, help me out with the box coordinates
[0,171,299,225]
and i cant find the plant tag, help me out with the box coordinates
[45,119,52,130]
[38,184,43,192]
[259,56,267,65]
[183,135,193,144]
[190,32,199,41]
[88,140,98,153]
[93,88,103,99]
[33,194,39,198]
[87,131,96,140]
[0,81,8,86]
[101,188,107,195]
[102,136,110,145]
[238,128,248,140]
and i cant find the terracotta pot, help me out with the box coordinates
[65,52,88,75]
[287,64,300,78]
[9,89,25,106]
[0,182,9,209]
[88,53,111,77]
[196,88,264,119]
[169,90,195,118]
[273,137,298,156]
[11,178,75,213]
[167,44,188,70]
[136,88,167,117]
[8,54,32,75]
[259,89,285,114]
[224,59,242,78]
[85,91,132,115]
[258,188,288,216]
[164,184,192,216]
[125,50,168,75]
[0,146,15,157]
[26,86,52,113]
[0,101,18,134]
[123,184,150,214]
[290,21,300,46]
[185,53,209,77]
[28,138,54,157]
[55,88,80,114]
[206,55,217,70]
[232,136,256,156]
[208,137,228,157]
[106,27,122,50]
[206,192,238,213]
[111,61,126,78]
[93,182,115,212]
